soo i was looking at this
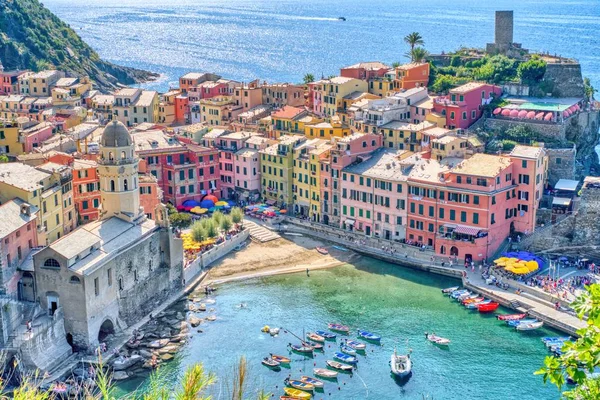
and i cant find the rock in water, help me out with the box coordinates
[189,316,202,327]
[113,371,129,381]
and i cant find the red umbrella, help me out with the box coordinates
[518,110,528,119]
[535,112,545,120]
[493,107,502,115]
[501,108,511,116]
[563,110,570,118]
[575,104,581,111]
[544,113,553,121]
[526,111,536,119]
[509,110,519,118]
[204,194,219,203]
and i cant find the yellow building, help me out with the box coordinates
[317,76,368,117]
[259,135,305,208]
[51,77,93,107]
[28,70,65,97]
[367,78,394,97]
[158,90,179,125]
[308,142,331,222]
[431,135,468,161]
[91,94,115,123]
[304,119,351,139]
[0,120,24,155]
[378,121,435,152]
[0,162,74,244]
[113,88,159,127]
[271,106,320,139]
[200,96,243,127]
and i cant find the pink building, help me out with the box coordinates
[188,81,230,102]
[319,132,382,227]
[0,70,24,95]
[0,199,39,295]
[340,149,414,239]
[340,62,390,80]
[20,121,54,152]
[217,131,254,199]
[432,82,502,129]
[234,136,270,201]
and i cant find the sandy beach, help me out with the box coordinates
[204,234,357,285]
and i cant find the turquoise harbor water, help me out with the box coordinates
[45,0,600,92]
[116,258,559,399]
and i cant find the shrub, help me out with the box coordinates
[220,216,232,232]
[191,222,207,243]
[518,57,547,83]
[230,207,244,225]
[169,212,192,229]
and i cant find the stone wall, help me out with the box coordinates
[546,147,577,187]
[0,298,30,346]
[572,184,600,244]
[541,63,585,98]
[484,118,566,140]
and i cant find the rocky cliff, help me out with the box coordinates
[0,0,158,91]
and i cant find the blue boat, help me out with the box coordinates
[333,352,358,364]
[357,329,381,342]
[507,318,537,327]
[542,336,570,343]
[342,339,366,351]
[340,345,357,356]
[450,290,470,299]
[315,330,337,340]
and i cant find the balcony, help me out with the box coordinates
[97,157,137,166]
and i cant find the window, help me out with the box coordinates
[457,176,462,184]
[449,210,456,221]
[70,276,80,284]
[473,195,479,205]
[460,211,467,222]
[439,208,445,219]
[124,179,128,191]
[450,111,455,120]
[94,277,99,296]
[110,180,115,191]
[473,213,479,224]
[82,200,89,210]
[93,199,99,208]
[429,206,434,217]
[522,160,527,168]
[462,112,467,120]
[108,268,113,286]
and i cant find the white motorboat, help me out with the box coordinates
[426,333,450,346]
[390,349,412,378]
[516,321,544,331]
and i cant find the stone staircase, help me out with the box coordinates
[244,221,280,243]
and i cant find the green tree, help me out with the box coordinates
[212,210,224,226]
[450,55,462,67]
[404,32,424,58]
[536,284,600,399]
[0,154,9,163]
[504,124,535,142]
[220,216,233,232]
[584,77,597,101]
[166,203,177,215]
[391,61,400,68]
[431,75,459,93]
[408,47,428,63]
[303,73,315,84]
[205,219,219,238]
[169,212,192,229]
[518,57,547,83]
[191,221,207,242]
[230,207,244,226]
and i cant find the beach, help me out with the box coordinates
[204,234,357,285]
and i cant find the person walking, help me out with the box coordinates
[306,268,310,277]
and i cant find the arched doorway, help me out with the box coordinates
[98,319,115,342]
[19,272,35,302]
[46,291,59,316]
[440,245,446,255]
[450,246,459,257]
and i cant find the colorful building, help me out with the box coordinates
[216,131,254,199]
[292,139,326,217]
[91,94,115,123]
[432,82,502,129]
[113,88,159,127]
[157,90,179,125]
[199,96,243,126]
[179,72,221,94]
[340,62,390,80]
[271,106,316,138]
[0,70,25,96]
[20,121,54,153]
[27,70,65,97]
[234,136,270,201]
[389,63,430,90]
[0,120,23,155]
[234,81,263,111]
[36,162,77,236]
[73,159,101,223]
[312,77,369,117]
[304,120,351,139]
[378,121,435,151]
[261,83,305,108]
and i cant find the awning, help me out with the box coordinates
[345,219,356,226]
[552,197,572,207]
[554,179,578,192]
[454,225,481,236]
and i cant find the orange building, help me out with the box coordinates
[391,63,430,90]
[73,159,101,223]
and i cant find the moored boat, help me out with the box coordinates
[285,378,314,392]
[340,345,357,356]
[328,323,350,333]
[477,302,499,313]
[283,387,311,399]
[326,360,354,371]
[306,332,325,343]
[542,336,570,343]
[357,329,381,342]
[315,330,336,340]
[425,333,450,346]
[290,343,314,353]
[271,354,291,364]
[507,318,537,327]
[516,321,544,331]
[333,352,358,364]
[442,286,460,294]
[497,313,527,321]
[390,349,412,378]
[313,368,338,379]
[262,357,281,368]
[343,339,366,350]
[300,376,324,389]
[466,299,491,309]
[308,342,323,350]
[316,247,329,255]
[450,289,469,299]
[462,296,484,305]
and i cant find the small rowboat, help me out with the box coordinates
[307,332,325,343]
[262,357,280,368]
[340,345,357,356]
[300,376,324,389]
[343,339,366,350]
[442,286,459,294]
[497,313,527,321]
[542,336,570,344]
[466,299,491,309]
[286,379,314,392]
[271,354,291,364]
[450,289,470,299]
[328,323,350,333]
[333,352,357,364]
[357,329,381,342]
[290,344,314,353]
[315,330,336,340]
[462,296,484,305]
[516,321,544,331]
[478,302,499,313]
[283,388,311,399]
[313,368,338,379]
[308,342,323,350]
[280,397,305,400]
[426,333,450,346]
[316,247,329,255]
[456,292,474,301]
[326,360,353,371]
[507,318,537,327]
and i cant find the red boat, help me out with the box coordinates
[497,313,526,321]
[478,302,499,313]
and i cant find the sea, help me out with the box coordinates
[113,260,560,399]
[44,0,600,92]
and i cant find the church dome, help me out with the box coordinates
[101,120,132,148]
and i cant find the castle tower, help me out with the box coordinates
[494,11,514,47]
[98,121,144,223]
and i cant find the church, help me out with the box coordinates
[33,121,183,349]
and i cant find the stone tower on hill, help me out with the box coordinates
[486,10,528,57]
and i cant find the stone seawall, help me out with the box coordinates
[542,63,585,98]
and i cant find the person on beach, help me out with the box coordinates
[306,268,310,277]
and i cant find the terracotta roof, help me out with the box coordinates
[272,106,306,120]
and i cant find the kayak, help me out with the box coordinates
[357,329,381,342]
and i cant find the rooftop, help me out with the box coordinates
[510,145,545,159]
[344,149,411,181]
[328,76,355,85]
[0,198,39,239]
[433,135,463,145]
[93,95,115,106]
[423,127,452,138]
[452,153,511,177]
[0,162,50,191]
[49,217,157,276]
[235,147,259,158]
[221,131,254,140]
[450,82,490,94]
[55,77,78,87]
[396,62,428,70]
[73,159,98,170]
[380,120,435,131]
[114,88,141,98]
[133,129,185,152]
[272,105,306,120]
[203,128,230,139]
[135,91,157,107]
[181,72,211,80]
[344,61,390,70]
[408,158,451,184]
[30,70,60,79]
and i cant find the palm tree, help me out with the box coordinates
[409,47,429,63]
[404,32,424,59]
[391,61,400,68]
[303,73,315,84]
